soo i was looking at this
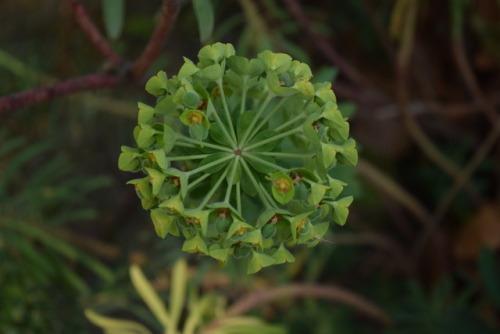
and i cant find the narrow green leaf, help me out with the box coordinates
[85,309,152,334]
[129,265,171,328]
[102,0,124,40]
[169,259,188,332]
[193,0,214,43]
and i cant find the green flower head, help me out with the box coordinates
[119,42,357,273]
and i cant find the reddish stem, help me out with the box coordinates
[66,0,122,66]
[131,0,180,79]
[0,73,118,115]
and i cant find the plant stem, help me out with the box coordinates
[243,153,288,172]
[274,112,306,132]
[186,154,233,176]
[256,151,314,159]
[244,127,302,151]
[166,153,213,161]
[177,134,233,153]
[236,182,242,213]
[240,159,272,208]
[258,182,279,209]
[246,96,289,141]
[224,156,241,202]
[217,80,238,142]
[187,172,211,190]
[198,167,230,209]
[239,93,274,145]
[240,76,248,115]
[208,98,237,148]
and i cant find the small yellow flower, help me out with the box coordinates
[274,178,291,194]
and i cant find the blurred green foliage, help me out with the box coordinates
[1,0,499,333]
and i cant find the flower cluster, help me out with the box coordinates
[119,43,357,273]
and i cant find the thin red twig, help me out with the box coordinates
[131,0,180,79]
[66,0,122,66]
[0,73,118,115]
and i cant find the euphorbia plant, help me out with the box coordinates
[119,43,357,273]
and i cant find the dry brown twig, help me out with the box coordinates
[202,283,393,331]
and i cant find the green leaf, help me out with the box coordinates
[84,309,152,334]
[289,212,311,241]
[227,219,254,239]
[159,195,184,214]
[137,125,158,148]
[314,82,337,104]
[258,50,292,74]
[118,149,140,172]
[331,196,353,226]
[247,251,275,274]
[337,139,358,167]
[271,243,295,264]
[183,91,201,108]
[198,43,235,65]
[178,58,200,79]
[145,71,168,96]
[270,172,295,205]
[247,130,281,152]
[307,183,329,205]
[145,167,166,195]
[313,221,330,238]
[150,208,180,238]
[246,154,276,174]
[227,55,250,75]
[183,209,210,236]
[129,264,171,328]
[169,259,188,332]
[102,0,124,40]
[127,177,154,201]
[328,177,346,199]
[294,80,315,98]
[150,149,169,171]
[198,153,230,174]
[189,123,209,141]
[210,122,232,146]
[193,0,214,42]
[209,244,231,264]
[237,110,256,141]
[321,143,337,169]
[138,102,155,125]
[226,159,242,184]
[182,234,209,254]
[163,124,177,154]
[240,229,263,247]
[196,63,223,81]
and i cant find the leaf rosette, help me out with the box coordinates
[119,43,358,273]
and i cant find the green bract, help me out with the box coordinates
[119,43,358,274]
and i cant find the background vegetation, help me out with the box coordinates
[1,0,499,333]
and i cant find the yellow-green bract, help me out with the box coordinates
[119,42,357,274]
